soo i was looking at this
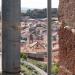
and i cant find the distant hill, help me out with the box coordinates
[51,8,58,17]
[0,8,58,20]
[21,8,58,18]
[21,8,34,13]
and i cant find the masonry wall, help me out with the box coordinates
[58,27,75,75]
[58,0,75,75]
[59,0,75,28]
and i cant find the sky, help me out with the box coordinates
[21,0,59,8]
[0,0,59,10]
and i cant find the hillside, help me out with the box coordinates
[21,8,58,18]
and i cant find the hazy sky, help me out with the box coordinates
[0,0,59,9]
[51,0,59,8]
[21,0,59,8]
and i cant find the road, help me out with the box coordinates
[21,60,47,75]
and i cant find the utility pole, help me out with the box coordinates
[48,0,51,75]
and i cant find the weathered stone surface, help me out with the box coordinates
[2,0,21,75]
[58,27,75,75]
[58,0,75,75]
[59,0,75,28]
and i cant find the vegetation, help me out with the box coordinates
[21,62,41,75]
[27,59,59,75]
[21,8,58,19]
[27,59,47,72]
[20,55,59,75]
[51,63,59,75]
[20,53,27,60]
[22,8,47,19]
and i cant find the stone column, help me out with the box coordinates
[2,0,21,75]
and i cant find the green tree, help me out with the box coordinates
[20,53,27,60]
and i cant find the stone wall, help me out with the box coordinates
[59,0,75,28]
[58,26,75,75]
[58,0,75,75]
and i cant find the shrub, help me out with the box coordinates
[21,64,40,75]
[27,59,47,72]
[20,53,27,60]
[51,63,59,75]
